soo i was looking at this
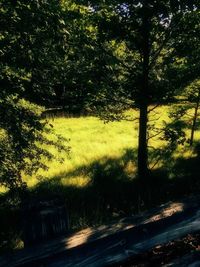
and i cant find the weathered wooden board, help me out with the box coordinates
[1,195,200,267]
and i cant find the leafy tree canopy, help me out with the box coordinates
[0,0,69,191]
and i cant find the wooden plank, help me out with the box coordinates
[1,195,200,267]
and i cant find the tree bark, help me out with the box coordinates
[138,102,149,179]
[138,7,150,180]
[190,88,200,146]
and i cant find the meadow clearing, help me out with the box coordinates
[25,114,139,188]
[24,105,199,189]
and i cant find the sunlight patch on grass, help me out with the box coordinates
[24,115,139,187]
[21,105,200,188]
[61,175,90,187]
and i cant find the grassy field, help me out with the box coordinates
[25,114,139,188]
[24,106,168,188]
[24,105,199,188]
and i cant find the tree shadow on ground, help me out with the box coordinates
[28,148,171,230]
[167,142,200,197]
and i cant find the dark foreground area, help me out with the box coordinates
[118,233,200,267]
[1,195,200,267]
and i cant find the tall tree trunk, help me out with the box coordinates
[190,88,200,146]
[138,102,148,179]
[138,7,150,180]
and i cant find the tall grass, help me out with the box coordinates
[24,112,139,187]
[24,105,200,188]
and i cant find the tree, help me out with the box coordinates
[58,1,118,114]
[76,0,200,180]
[0,0,69,191]
[170,10,200,146]
[190,84,200,146]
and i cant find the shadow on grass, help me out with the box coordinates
[167,142,200,196]
[1,145,200,251]
[23,149,170,229]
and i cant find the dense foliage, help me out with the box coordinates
[0,0,69,190]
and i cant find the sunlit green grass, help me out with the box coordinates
[25,112,139,187]
[23,105,200,188]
